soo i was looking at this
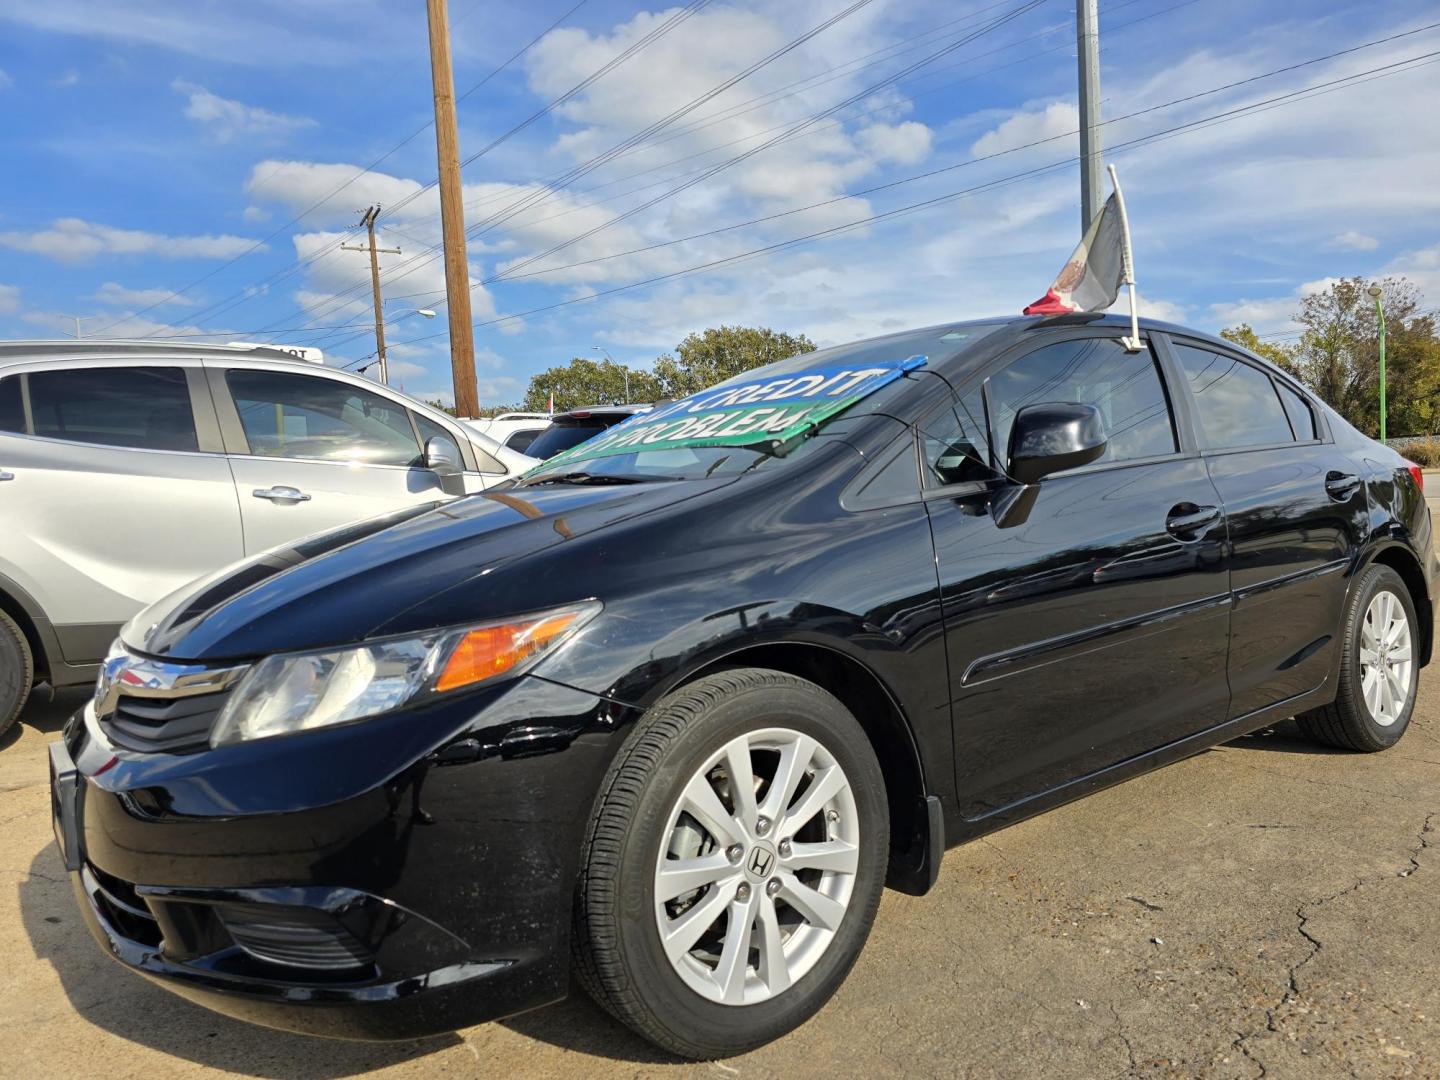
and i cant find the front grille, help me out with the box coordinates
[216,903,372,972]
[100,689,230,752]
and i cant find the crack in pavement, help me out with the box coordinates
[1231,810,1437,1076]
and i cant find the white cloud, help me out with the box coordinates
[241,205,271,224]
[1329,230,1379,252]
[51,69,79,88]
[0,69,12,90]
[856,121,933,166]
[92,281,195,308]
[173,80,315,143]
[970,101,1078,159]
[0,218,260,262]
[0,284,19,315]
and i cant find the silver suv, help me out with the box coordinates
[0,340,535,732]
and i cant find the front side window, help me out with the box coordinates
[919,393,991,487]
[1173,345,1293,450]
[27,366,198,451]
[227,370,421,466]
[986,338,1177,467]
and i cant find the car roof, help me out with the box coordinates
[554,404,653,420]
[0,339,321,367]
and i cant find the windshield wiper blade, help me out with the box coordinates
[521,471,670,487]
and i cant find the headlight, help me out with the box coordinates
[210,602,600,746]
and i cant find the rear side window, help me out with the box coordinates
[226,370,421,466]
[505,428,543,454]
[986,337,1177,466]
[525,420,607,460]
[1174,345,1293,449]
[0,376,21,433]
[27,367,198,451]
[1277,382,1316,440]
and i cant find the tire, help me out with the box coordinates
[0,609,33,739]
[573,668,889,1060]
[1297,564,1419,752]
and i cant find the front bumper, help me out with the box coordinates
[50,674,631,1040]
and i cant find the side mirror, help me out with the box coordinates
[1007,402,1108,485]
[424,435,466,496]
[424,435,462,475]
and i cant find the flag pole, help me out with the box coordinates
[1106,164,1141,352]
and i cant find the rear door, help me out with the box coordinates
[1160,336,1370,717]
[926,330,1233,819]
[207,363,464,554]
[0,361,240,663]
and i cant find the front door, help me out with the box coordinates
[925,332,1232,820]
[210,365,452,554]
[1164,338,1371,718]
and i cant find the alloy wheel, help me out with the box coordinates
[1359,589,1413,726]
[652,727,860,1006]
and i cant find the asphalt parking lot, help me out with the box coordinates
[0,675,1434,1080]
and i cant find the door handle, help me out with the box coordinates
[1166,502,1221,540]
[1325,471,1361,500]
[0,470,13,482]
[252,486,311,504]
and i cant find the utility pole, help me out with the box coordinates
[1076,0,1103,231]
[1368,284,1387,441]
[341,206,402,384]
[426,0,479,417]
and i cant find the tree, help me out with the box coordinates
[521,357,664,413]
[1222,277,1440,437]
[652,325,817,398]
[1218,324,1300,375]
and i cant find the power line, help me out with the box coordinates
[109,0,592,337]
[301,0,1050,330]
[348,48,1440,362]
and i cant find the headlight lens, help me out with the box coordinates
[210,602,599,746]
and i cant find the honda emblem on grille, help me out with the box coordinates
[92,652,249,719]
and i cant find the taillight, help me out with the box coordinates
[1405,460,1424,492]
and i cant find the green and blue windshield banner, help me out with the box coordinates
[541,355,927,469]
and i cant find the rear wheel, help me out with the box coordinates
[0,609,33,738]
[573,669,888,1059]
[1297,564,1418,751]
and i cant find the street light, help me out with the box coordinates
[1368,284,1387,442]
[592,345,628,403]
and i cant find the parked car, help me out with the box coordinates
[0,340,536,732]
[522,403,651,459]
[51,315,1434,1059]
[464,411,553,455]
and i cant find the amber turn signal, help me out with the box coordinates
[436,611,585,693]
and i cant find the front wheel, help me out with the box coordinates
[1297,564,1419,751]
[573,668,888,1059]
[0,609,33,739]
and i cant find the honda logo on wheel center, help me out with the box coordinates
[746,844,776,880]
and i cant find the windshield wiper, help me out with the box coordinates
[521,471,672,487]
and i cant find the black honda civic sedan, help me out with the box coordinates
[51,314,1434,1058]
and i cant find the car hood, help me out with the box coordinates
[124,479,728,663]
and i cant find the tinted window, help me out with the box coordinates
[987,338,1176,466]
[28,367,198,451]
[1277,382,1316,440]
[227,370,420,466]
[0,376,21,433]
[920,394,992,487]
[505,428,542,454]
[1174,346,1293,449]
[525,419,608,460]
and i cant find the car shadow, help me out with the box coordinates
[498,994,679,1065]
[2,685,87,750]
[19,840,461,1078]
[1224,718,1348,755]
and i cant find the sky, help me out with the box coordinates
[1,0,1438,407]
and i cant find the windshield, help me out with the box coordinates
[522,321,1004,483]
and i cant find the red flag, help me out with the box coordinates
[1024,192,1126,315]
